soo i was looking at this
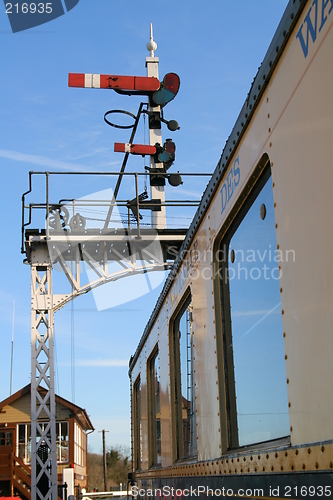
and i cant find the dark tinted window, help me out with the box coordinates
[220,168,290,447]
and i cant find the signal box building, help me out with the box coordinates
[0,384,94,500]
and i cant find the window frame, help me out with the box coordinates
[147,345,161,467]
[133,375,142,471]
[16,421,69,464]
[169,290,197,462]
[0,430,14,448]
[74,420,86,467]
[56,421,69,463]
[219,167,273,451]
[214,154,289,453]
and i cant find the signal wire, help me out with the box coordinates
[10,300,15,395]
[143,112,148,192]
[71,261,75,403]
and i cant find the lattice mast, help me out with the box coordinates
[30,246,58,500]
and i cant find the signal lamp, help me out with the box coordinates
[157,139,176,167]
[152,73,180,108]
[167,119,179,131]
[168,172,183,187]
[164,139,175,154]
[164,73,180,94]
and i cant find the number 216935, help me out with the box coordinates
[6,3,53,14]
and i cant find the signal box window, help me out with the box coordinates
[133,377,142,470]
[219,165,290,449]
[57,422,69,463]
[170,295,197,461]
[148,348,161,466]
[17,422,68,464]
[18,424,31,463]
[74,421,86,466]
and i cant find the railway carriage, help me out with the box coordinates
[129,0,333,497]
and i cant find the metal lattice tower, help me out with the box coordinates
[30,246,57,500]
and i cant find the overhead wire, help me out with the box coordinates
[143,112,148,193]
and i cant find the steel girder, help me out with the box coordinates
[30,246,58,500]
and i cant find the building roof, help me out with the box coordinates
[0,384,94,432]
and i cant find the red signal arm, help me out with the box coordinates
[114,143,157,155]
[68,73,160,92]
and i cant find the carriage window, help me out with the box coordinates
[219,167,290,448]
[171,295,197,460]
[133,377,142,470]
[148,348,161,466]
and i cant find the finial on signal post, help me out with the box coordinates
[147,23,157,57]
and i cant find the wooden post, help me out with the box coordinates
[98,430,108,492]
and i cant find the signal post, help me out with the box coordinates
[146,24,166,229]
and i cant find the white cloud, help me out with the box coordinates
[63,149,109,161]
[62,359,129,367]
[170,187,203,198]
[0,148,101,171]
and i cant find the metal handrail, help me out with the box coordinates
[21,170,212,254]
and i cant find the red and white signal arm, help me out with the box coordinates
[68,73,160,92]
[114,143,157,156]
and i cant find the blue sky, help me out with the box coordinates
[0,0,288,454]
